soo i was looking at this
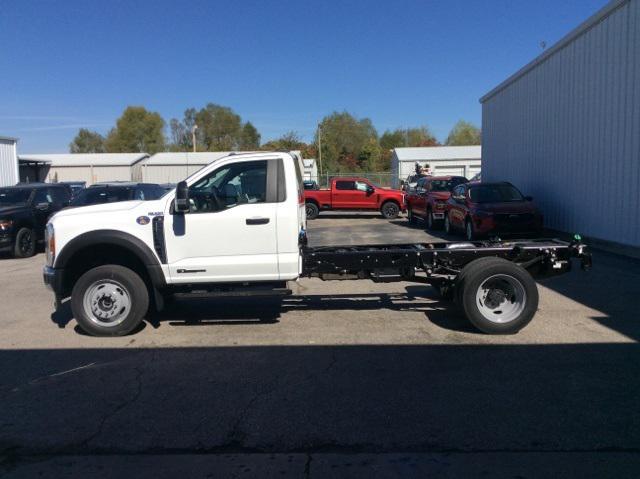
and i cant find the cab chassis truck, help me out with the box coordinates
[43,152,592,337]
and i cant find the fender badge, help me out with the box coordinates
[136,216,150,225]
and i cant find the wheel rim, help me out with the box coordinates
[466,222,473,240]
[82,280,132,327]
[475,274,527,324]
[20,231,33,254]
[385,204,398,217]
[305,204,315,218]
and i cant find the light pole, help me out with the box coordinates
[191,124,198,153]
[317,124,323,183]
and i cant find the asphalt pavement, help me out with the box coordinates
[1,212,639,477]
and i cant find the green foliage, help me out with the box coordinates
[315,111,378,172]
[104,106,166,154]
[261,131,304,151]
[445,120,481,146]
[69,128,105,153]
[380,127,438,150]
[240,122,261,150]
[194,103,243,151]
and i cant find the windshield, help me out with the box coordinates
[0,189,32,206]
[430,178,466,192]
[71,187,132,206]
[470,185,525,203]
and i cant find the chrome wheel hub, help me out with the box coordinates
[83,280,131,327]
[475,274,526,324]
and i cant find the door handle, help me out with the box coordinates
[246,217,270,225]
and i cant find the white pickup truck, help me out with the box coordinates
[43,152,591,337]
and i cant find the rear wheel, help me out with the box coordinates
[14,227,36,258]
[457,257,538,334]
[71,265,149,337]
[426,209,437,231]
[381,201,400,219]
[305,202,319,220]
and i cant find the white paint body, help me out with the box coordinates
[50,152,306,283]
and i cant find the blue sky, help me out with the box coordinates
[0,0,608,153]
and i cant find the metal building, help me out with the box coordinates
[0,136,19,187]
[17,153,148,186]
[141,152,234,184]
[303,159,318,181]
[481,0,639,252]
[391,146,482,187]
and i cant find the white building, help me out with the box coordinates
[391,146,481,186]
[141,152,235,184]
[303,158,318,181]
[481,0,639,254]
[17,153,148,186]
[0,136,19,187]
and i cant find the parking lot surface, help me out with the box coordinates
[2,213,640,476]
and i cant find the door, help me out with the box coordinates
[448,185,468,228]
[412,178,428,217]
[164,159,280,283]
[32,189,54,238]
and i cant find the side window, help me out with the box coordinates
[335,181,355,190]
[355,181,368,192]
[453,185,464,198]
[49,187,70,205]
[188,161,268,213]
[134,188,145,201]
[33,189,52,204]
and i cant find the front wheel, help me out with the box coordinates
[407,207,417,225]
[14,227,36,258]
[305,202,319,220]
[71,265,149,337]
[465,219,476,241]
[444,214,453,235]
[457,257,539,334]
[381,201,400,219]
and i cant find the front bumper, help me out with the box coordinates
[0,232,13,251]
[43,266,65,296]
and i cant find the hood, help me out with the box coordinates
[54,200,145,218]
[0,204,29,217]
[474,202,538,214]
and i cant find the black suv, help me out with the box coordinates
[0,183,72,258]
[69,182,166,207]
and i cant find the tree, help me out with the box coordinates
[69,129,105,153]
[445,120,481,146]
[379,127,438,150]
[261,131,304,151]
[195,103,243,151]
[315,111,378,172]
[104,106,166,154]
[240,122,261,149]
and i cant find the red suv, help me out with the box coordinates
[444,182,543,240]
[405,176,468,230]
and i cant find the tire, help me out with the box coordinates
[305,202,319,220]
[14,227,36,258]
[381,201,400,219]
[426,209,439,231]
[457,257,538,334]
[407,207,417,225]
[71,265,149,337]
[444,214,453,236]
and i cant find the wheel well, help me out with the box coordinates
[305,199,319,207]
[62,243,152,296]
[381,199,400,208]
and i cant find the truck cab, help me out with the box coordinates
[304,177,405,219]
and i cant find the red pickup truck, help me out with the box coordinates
[304,177,405,219]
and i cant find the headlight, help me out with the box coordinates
[0,219,13,230]
[45,223,55,267]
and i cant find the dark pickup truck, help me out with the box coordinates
[0,183,71,257]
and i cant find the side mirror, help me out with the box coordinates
[36,202,50,211]
[174,181,190,213]
[524,195,533,201]
[366,185,375,195]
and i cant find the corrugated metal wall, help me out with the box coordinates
[45,165,133,185]
[482,0,640,247]
[0,139,19,187]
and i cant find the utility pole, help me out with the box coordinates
[191,124,198,153]
[317,124,323,182]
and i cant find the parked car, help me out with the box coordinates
[60,181,86,198]
[470,172,481,183]
[444,182,543,240]
[159,183,176,192]
[406,176,468,230]
[304,177,405,219]
[400,174,421,192]
[303,180,319,190]
[0,183,72,257]
[69,182,167,208]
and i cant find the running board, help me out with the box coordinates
[171,281,292,299]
